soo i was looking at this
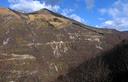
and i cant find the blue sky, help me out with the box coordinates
[0,0,128,31]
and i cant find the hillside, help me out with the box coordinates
[0,8,128,82]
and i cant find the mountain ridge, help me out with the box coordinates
[0,8,122,33]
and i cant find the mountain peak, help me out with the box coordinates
[28,8,53,15]
[26,8,72,29]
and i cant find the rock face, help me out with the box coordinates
[0,8,128,82]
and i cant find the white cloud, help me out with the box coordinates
[70,14,86,23]
[99,8,107,15]
[102,18,128,31]
[61,9,74,16]
[8,0,60,12]
[85,0,95,10]
[99,0,128,31]
[61,9,86,23]
[104,20,114,25]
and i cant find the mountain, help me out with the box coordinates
[0,8,128,82]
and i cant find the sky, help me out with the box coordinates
[0,0,128,31]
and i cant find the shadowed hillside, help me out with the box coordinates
[55,40,128,82]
